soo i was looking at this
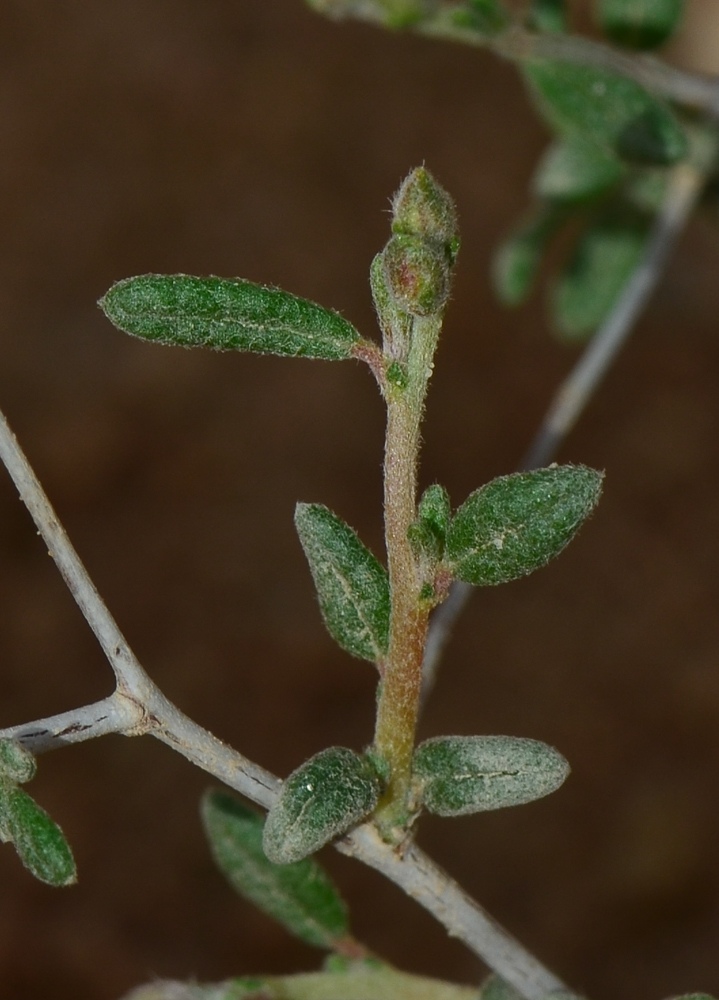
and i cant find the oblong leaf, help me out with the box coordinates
[551,213,649,340]
[445,465,603,586]
[99,275,362,360]
[263,747,381,864]
[524,60,687,165]
[597,0,684,50]
[412,735,570,816]
[201,790,349,949]
[533,138,624,204]
[295,503,390,662]
[0,786,76,886]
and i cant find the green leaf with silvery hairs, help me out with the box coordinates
[263,747,382,864]
[295,503,390,662]
[533,137,624,204]
[551,211,650,340]
[0,739,36,784]
[99,275,362,361]
[412,736,570,816]
[523,61,687,165]
[0,784,76,886]
[201,790,349,949]
[597,0,684,50]
[445,465,603,587]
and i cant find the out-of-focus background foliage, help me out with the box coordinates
[1,2,719,998]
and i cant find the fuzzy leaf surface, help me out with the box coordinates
[413,736,570,816]
[100,275,362,360]
[0,785,76,885]
[0,740,36,784]
[524,61,687,165]
[445,466,603,586]
[295,503,390,662]
[597,0,684,49]
[201,791,349,949]
[263,748,381,864]
[552,214,649,340]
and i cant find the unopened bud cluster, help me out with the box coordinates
[375,167,459,331]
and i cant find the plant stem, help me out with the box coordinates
[374,314,442,820]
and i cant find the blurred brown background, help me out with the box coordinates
[0,2,718,998]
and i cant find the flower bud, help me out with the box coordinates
[381,234,451,317]
[391,167,459,258]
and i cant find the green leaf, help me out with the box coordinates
[0,785,76,886]
[263,747,382,864]
[481,975,526,1000]
[523,60,687,165]
[201,790,349,949]
[492,203,566,306]
[412,735,570,816]
[99,275,362,361]
[0,740,36,784]
[597,0,684,49]
[445,465,603,586]
[295,503,390,662]
[418,484,451,540]
[526,0,567,32]
[452,0,510,35]
[551,213,650,340]
[533,138,624,204]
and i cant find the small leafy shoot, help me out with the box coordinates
[263,748,382,864]
[412,736,570,816]
[445,465,603,586]
[295,503,390,663]
[201,791,349,949]
[0,739,37,784]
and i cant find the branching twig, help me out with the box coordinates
[421,153,709,702]
[316,3,719,118]
[0,404,564,998]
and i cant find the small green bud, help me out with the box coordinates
[382,234,451,318]
[413,735,570,816]
[386,360,409,389]
[263,747,382,864]
[0,740,36,784]
[418,484,451,541]
[407,520,443,563]
[391,167,459,253]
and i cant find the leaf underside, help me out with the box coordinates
[201,790,349,949]
[0,784,76,886]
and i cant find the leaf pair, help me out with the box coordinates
[0,740,76,887]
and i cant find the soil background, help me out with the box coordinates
[0,3,718,999]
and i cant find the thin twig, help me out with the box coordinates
[315,3,719,118]
[0,402,563,1000]
[421,155,708,703]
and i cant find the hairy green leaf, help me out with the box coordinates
[524,61,687,165]
[533,138,624,204]
[295,503,390,662]
[492,203,566,306]
[263,748,382,864]
[413,735,570,816]
[418,484,451,540]
[201,791,349,949]
[551,213,649,340]
[0,785,76,886]
[0,740,36,784]
[445,465,603,586]
[99,275,362,361]
[527,0,567,32]
[597,0,684,49]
